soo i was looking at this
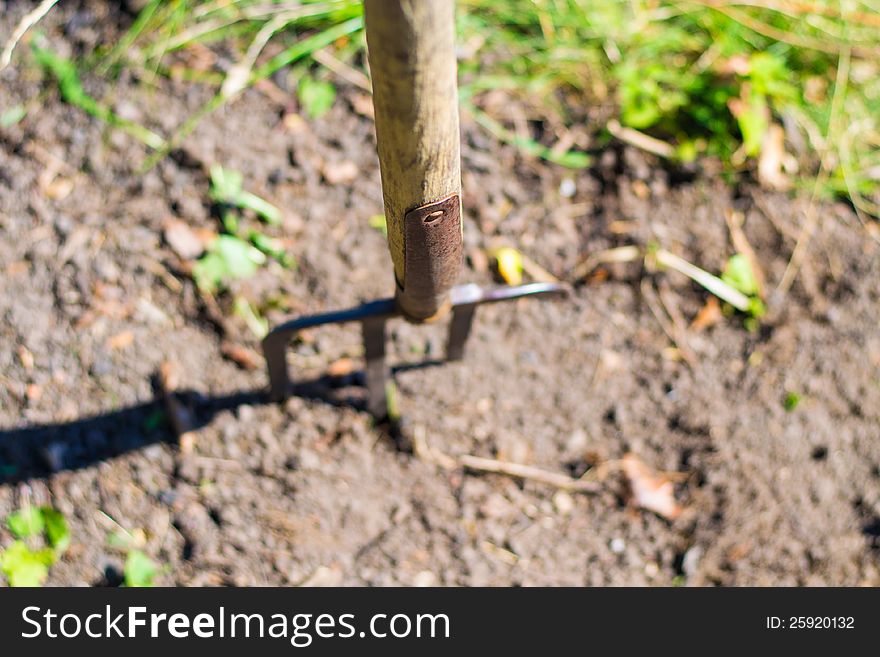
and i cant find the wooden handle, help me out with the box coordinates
[364,0,462,321]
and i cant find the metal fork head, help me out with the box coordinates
[261,282,570,419]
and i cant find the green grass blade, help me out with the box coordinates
[33,45,165,150]
[469,105,591,168]
[252,16,363,83]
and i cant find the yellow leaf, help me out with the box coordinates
[494,247,523,286]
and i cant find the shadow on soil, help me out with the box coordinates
[0,361,446,485]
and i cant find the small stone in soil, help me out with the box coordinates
[553,490,575,514]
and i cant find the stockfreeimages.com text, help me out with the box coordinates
[21,606,450,646]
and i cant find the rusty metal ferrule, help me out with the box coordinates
[395,194,463,323]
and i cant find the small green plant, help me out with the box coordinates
[124,550,158,588]
[651,247,755,315]
[0,542,55,588]
[297,74,336,119]
[193,164,296,293]
[192,234,266,293]
[783,391,802,412]
[1,506,70,587]
[209,164,281,226]
[7,506,44,538]
[105,522,160,587]
[721,254,766,320]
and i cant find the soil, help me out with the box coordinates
[1,2,879,586]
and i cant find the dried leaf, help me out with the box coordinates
[608,220,636,235]
[621,453,682,520]
[17,345,34,370]
[107,330,134,350]
[220,341,260,371]
[327,357,355,377]
[282,112,308,134]
[43,177,74,200]
[25,383,42,402]
[758,123,793,191]
[690,296,723,332]
[6,261,29,276]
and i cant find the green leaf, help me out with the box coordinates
[221,209,239,234]
[8,507,44,539]
[748,297,766,319]
[41,508,70,554]
[385,380,401,423]
[369,214,387,238]
[783,392,802,412]
[214,235,266,278]
[1,105,27,127]
[124,550,157,587]
[675,140,699,163]
[192,252,227,293]
[1,541,54,587]
[192,235,266,292]
[233,296,269,339]
[249,231,294,268]
[722,254,759,296]
[734,93,768,158]
[747,53,795,102]
[107,529,135,551]
[210,165,280,224]
[297,75,336,119]
[237,191,281,225]
[209,165,243,204]
[32,45,165,150]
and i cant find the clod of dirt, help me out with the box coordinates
[321,160,360,185]
[163,218,209,260]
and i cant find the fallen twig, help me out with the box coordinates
[156,362,198,453]
[221,11,301,99]
[776,45,849,299]
[656,279,698,366]
[0,0,60,70]
[607,119,676,159]
[570,245,642,281]
[459,454,601,493]
[411,425,458,470]
[312,47,372,92]
[724,209,766,297]
[519,252,560,284]
[640,278,696,367]
[653,248,751,312]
